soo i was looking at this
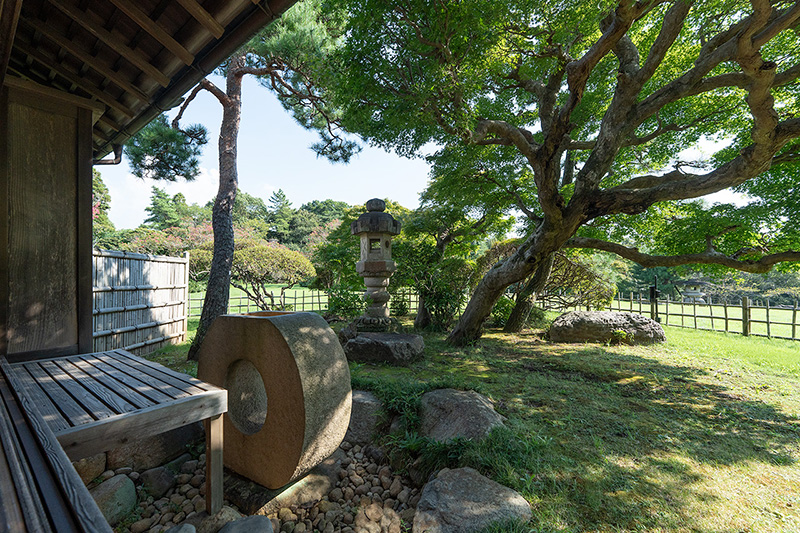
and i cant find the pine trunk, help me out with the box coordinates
[188,61,244,361]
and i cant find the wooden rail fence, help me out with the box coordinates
[606,293,799,341]
[93,250,189,355]
[189,289,420,318]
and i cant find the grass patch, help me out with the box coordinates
[147,314,800,532]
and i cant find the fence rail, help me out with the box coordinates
[189,289,420,318]
[606,293,799,341]
[93,249,189,355]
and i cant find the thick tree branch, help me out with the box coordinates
[472,119,540,160]
[198,78,231,107]
[565,236,800,273]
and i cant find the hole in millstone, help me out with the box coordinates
[224,359,268,435]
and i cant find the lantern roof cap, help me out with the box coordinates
[351,199,401,236]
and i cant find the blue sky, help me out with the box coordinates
[99,75,431,229]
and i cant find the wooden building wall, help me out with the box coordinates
[0,80,96,361]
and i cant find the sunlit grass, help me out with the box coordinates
[149,314,800,532]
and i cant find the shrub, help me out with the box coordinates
[490,296,516,327]
[327,286,365,318]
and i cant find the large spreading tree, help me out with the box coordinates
[328,0,800,345]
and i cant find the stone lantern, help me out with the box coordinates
[350,198,401,331]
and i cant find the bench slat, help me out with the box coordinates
[52,359,138,415]
[113,350,208,394]
[22,364,94,427]
[81,356,172,404]
[71,357,155,409]
[4,362,69,432]
[114,350,217,392]
[40,361,116,421]
[97,354,190,400]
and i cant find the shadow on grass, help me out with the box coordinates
[356,330,800,531]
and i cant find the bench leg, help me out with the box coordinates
[205,414,223,515]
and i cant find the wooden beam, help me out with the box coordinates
[177,0,225,39]
[12,40,136,119]
[46,0,171,88]
[22,18,150,103]
[108,0,195,66]
[0,0,23,86]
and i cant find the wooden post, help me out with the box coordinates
[709,297,714,330]
[205,414,224,515]
[742,297,750,336]
[766,299,771,338]
[724,299,729,332]
[693,299,697,329]
[182,252,189,343]
[793,301,798,340]
[665,294,669,325]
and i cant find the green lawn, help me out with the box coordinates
[148,318,800,532]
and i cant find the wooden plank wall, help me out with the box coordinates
[92,250,188,356]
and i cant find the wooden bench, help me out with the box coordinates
[0,363,111,532]
[1,349,227,526]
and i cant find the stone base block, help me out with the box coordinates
[342,332,424,366]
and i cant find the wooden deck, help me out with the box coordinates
[2,349,227,514]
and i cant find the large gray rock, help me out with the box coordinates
[106,422,203,471]
[343,332,424,366]
[72,452,106,485]
[89,474,136,526]
[140,465,176,499]
[549,311,666,345]
[420,389,505,442]
[219,516,274,533]
[345,390,383,444]
[413,468,532,533]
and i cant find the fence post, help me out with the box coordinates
[793,301,798,340]
[724,299,729,332]
[183,251,190,343]
[742,297,750,336]
[709,297,714,331]
[766,299,771,338]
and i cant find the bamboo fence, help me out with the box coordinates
[93,249,189,355]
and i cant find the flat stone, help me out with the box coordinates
[343,333,424,366]
[420,389,505,442]
[549,311,666,345]
[344,390,382,444]
[219,515,274,533]
[140,466,176,499]
[90,474,137,526]
[164,525,196,533]
[107,423,204,471]
[413,468,531,533]
[72,452,107,486]
[184,506,243,533]
[224,449,344,516]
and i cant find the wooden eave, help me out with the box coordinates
[1,0,298,160]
